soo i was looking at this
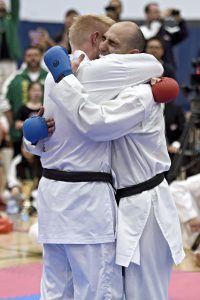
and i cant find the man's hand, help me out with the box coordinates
[150,77,162,86]
[71,54,85,74]
[23,106,54,144]
[44,46,72,82]
[44,46,85,82]
[37,107,55,135]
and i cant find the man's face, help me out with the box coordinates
[25,49,41,69]
[105,0,121,21]
[29,83,43,103]
[145,39,164,60]
[65,13,78,29]
[99,26,129,55]
[146,4,161,22]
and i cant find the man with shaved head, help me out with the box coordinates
[25,16,184,300]
[100,21,145,55]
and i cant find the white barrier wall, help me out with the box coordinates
[5,0,200,22]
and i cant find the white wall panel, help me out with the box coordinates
[5,0,199,22]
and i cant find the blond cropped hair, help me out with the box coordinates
[69,14,115,49]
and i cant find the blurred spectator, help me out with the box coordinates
[144,36,186,156]
[0,111,9,208]
[170,174,200,254]
[54,9,79,53]
[140,2,188,70]
[0,112,9,154]
[0,0,22,90]
[3,185,24,215]
[15,82,42,133]
[3,143,42,216]
[164,102,186,155]
[104,0,122,22]
[2,46,47,156]
[29,27,55,50]
[145,37,175,78]
[7,143,42,191]
[28,27,55,71]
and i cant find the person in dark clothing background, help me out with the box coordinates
[164,102,186,155]
[145,37,176,79]
[3,46,47,157]
[145,35,186,155]
[15,81,43,137]
[54,9,79,53]
[140,2,188,70]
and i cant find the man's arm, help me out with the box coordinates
[49,75,153,141]
[77,53,163,103]
[28,47,162,145]
[23,110,54,155]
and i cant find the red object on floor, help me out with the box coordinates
[169,271,200,300]
[0,263,42,298]
[0,217,13,233]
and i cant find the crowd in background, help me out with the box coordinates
[0,0,200,259]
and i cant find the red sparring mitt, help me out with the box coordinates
[152,77,180,103]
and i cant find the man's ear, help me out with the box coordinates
[90,31,100,46]
[129,49,140,54]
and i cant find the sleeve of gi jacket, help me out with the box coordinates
[49,75,154,141]
[23,138,44,157]
[77,53,163,101]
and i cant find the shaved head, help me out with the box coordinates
[100,21,145,55]
[110,22,145,52]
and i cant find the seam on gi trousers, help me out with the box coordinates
[101,243,114,299]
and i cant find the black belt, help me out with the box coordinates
[42,168,113,186]
[116,173,165,205]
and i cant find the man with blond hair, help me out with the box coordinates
[69,14,114,59]
[24,16,180,300]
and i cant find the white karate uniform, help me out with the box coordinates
[170,174,200,249]
[49,74,184,300]
[37,74,123,300]
[24,53,163,300]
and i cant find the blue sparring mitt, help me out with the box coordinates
[44,46,72,82]
[23,116,48,144]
